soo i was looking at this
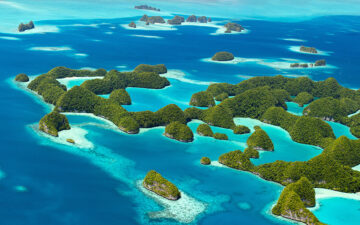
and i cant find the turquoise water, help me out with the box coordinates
[1,0,360,224]
[311,197,360,225]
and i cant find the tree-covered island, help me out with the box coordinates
[143,170,181,200]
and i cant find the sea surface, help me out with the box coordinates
[1,0,360,224]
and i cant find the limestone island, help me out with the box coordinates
[224,22,244,33]
[244,147,259,159]
[140,15,165,24]
[66,139,75,144]
[143,170,181,200]
[134,5,160,11]
[213,132,228,140]
[211,51,235,61]
[14,73,29,82]
[18,21,35,32]
[167,16,185,25]
[200,157,211,165]
[233,125,250,134]
[39,111,70,137]
[196,124,214,137]
[299,46,318,54]
[109,89,131,105]
[293,92,314,106]
[128,21,136,28]
[214,92,228,101]
[290,59,326,68]
[189,91,215,107]
[164,121,194,142]
[246,126,274,151]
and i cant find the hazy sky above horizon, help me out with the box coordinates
[0,0,360,33]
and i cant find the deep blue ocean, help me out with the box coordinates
[1,13,360,225]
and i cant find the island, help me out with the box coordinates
[293,92,313,106]
[189,91,215,107]
[290,63,309,68]
[246,126,274,151]
[211,51,235,61]
[118,116,139,134]
[233,125,250,134]
[224,22,244,33]
[213,132,228,140]
[200,157,211,165]
[244,147,259,159]
[300,46,318,54]
[272,177,322,225]
[164,121,194,142]
[219,150,254,171]
[39,111,71,137]
[134,5,160,11]
[66,139,75,144]
[109,89,131,105]
[315,59,326,66]
[128,21,136,28]
[167,16,185,25]
[214,92,228,101]
[143,170,181,200]
[18,21,35,32]
[196,124,214,137]
[140,15,165,24]
[197,16,208,23]
[14,73,29,82]
[186,15,197,22]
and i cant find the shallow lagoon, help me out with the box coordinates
[1,2,360,224]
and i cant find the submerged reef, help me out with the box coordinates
[246,126,274,151]
[18,21,35,32]
[211,51,235,61]
[143,170,181,200]
[134,5,160,11]
[14,73,29,82]
[224,22,244,33]
[39,111,70,137]
[300,46,318,54]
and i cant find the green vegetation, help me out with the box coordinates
[304,97,359,121]
[247,126,274,151]
[214,92,228,101]
[39,111,70,137]
[299,46,318,54]
[200,157,211,165]
[189,91,215,107]
[15,73,29,82]
[218,150,254,171]
[202,105,235,128]
[164,121,193,142]
[133,64,167,74]
[156,104,187,125]
[118,116,140,134]
[293,92,313,106]
[143,170,181,200]
[272,178,323,225]
[244,147,259,159]
[66,139,75,144]
[211,51,234,61]
[233,125,250,134]
[290,116,335,147]
[213,133,228,140]
[109,89,131,105]
[262,107,335,148]
[196,124,213,137]
[28,74,67,105]
[47,66,106,78]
